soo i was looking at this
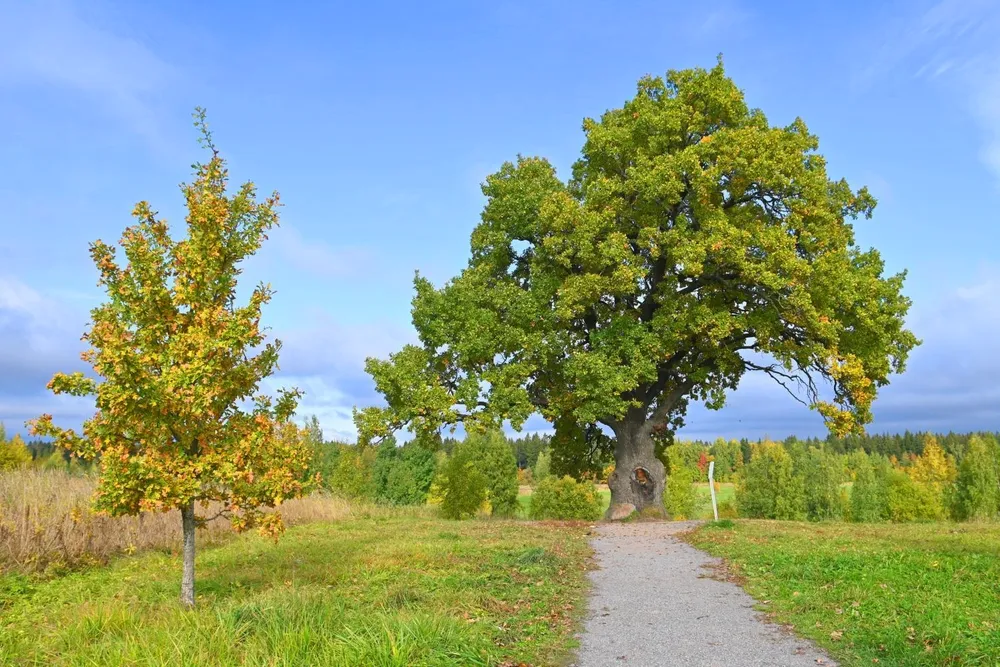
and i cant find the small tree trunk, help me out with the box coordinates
[606,419,666,520]
[180,500,196,608]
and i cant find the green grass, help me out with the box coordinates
[0,508,593,666]
[687,520,1000,666]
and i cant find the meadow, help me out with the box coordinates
[688,520,1000,666]
[0,468,593,666]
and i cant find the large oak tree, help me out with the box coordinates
[355,61,918,518]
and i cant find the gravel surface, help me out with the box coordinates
[571,522,837,667]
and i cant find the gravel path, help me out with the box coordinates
[572,522,837,667]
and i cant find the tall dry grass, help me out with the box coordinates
[0,467,352,574]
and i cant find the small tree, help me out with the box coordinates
[29,112,312,607]
[736,441,804,520]
[952,435,1000,521]
[462,430,519,517]
[438,448,488,520]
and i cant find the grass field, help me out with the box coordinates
[687,520,1000,666]
[0,508,593,666]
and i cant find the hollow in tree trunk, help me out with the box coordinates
[606,419,665,520]
[180,500,196,607]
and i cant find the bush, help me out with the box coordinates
[372,439,437,506]
[529,476,602,520]
[736,441,804,520]
[438,448,488,520]
[952,435,1000,521]
[664,465,699,520]
[717,498,738,519]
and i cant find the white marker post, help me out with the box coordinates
[708,460,719,521]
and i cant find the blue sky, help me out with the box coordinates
[1,0,998,442]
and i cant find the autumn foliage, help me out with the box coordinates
[28,111,313,602]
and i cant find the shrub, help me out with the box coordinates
[438,449,488,520]
[529,476,602,520]
[952,435,1000,521]
[664,465,699,520]
[717,499,738,519]
[736,441,804,520]
[517,467,534,486]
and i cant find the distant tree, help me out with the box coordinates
[532,449,552,483]
[736,441,804,520]
[354,60,918,518]
[462,430,519,517]
[797,446,844,521]
[696,450,711,477]
[29,112,312,607]
[885,470,941,522]
[849,453,889,522]
[907,435,956,518]
[709,438,741,482]
[372,438,437,505]
[952,435,1000,521]
[0,432,32,470]
[327,444,376,499]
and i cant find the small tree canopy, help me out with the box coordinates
[30,110,311,538]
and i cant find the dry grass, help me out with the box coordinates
[0,467,352,574]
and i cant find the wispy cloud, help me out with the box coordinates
[861,0,1000,182]
[0,0,177,148]
[270,225,374,278]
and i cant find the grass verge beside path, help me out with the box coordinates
[1,509,592,666]
[687,520,1000,666]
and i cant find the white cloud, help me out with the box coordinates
[861,0,1000,183]
[269,225,374,279]
[0,0,177,147]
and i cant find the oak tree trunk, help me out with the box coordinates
[606,419,666,520]
[180,500,196,608]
